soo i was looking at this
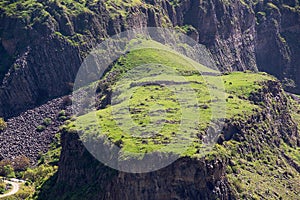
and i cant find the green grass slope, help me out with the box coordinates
[67,46,275,160]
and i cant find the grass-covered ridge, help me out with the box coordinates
[67,45,275,160]
[0,0,91,18]
[0,0,161,22]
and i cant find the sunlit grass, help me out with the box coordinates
[69,46,276,160]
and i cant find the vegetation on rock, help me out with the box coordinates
[67,45,272,160]
[0,118,7,131]
[58,42,300,199]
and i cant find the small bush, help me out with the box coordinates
[58,110,66,117]
[62,96,72,106]
[42,118,52,126]
[58,116,67,121]
[114,139,123,147]
[0,182,6,194]
[1,165,15,178]
[233,179,244,193]
[0,118,7,131]
[13,155,30,171]
[226,165,233,174]
[231,166,239,174]
[0,160,14,177]
[14,186,32,199]
[36,125,46,132]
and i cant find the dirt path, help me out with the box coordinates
[0,180,19,198]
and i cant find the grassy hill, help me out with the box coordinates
[67,44,275,160]
[22,38,298,200]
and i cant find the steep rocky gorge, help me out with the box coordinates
[0,0,300,117]
[0,1,299,199]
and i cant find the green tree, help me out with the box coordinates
[0,182,6,194]
[0,160,12,176]
[0,164,15,178]
[23,168,36,182]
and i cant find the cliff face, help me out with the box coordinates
[174,0,258,72]
[0,0,299,117]
[0,0,169,117]
[255,1,300,93]
[169,0,300,89]
[47,131,231,200]
[39,78,300,200]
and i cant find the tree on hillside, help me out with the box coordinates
[0,160,15,177]
[0,159,11,175]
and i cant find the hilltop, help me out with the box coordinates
[37,47,300,200]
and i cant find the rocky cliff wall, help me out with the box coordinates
[0,0,299,117]
[40,129,232,200]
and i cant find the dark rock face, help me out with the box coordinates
[170,0,300,91]
[40,129,231,200]
[178,0,258,72]
[0,37,81,117]
[0,0,299,117]
[255,1,300,93]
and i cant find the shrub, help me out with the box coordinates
[23,168,36,182]
[58,116,67,121]
[42,118,52,126]
[0,118,7,131]
[226,165,233,174]
[233,179,244,193]
[58,110,66,117]
[0,165,15,178]
[13,155,30,171]
[36,125,46,132]
[0,160,14,177]
[0,182,6,194]
[62,96,72,106]
[15,190,31,199]
[231,166,239,174]
[23,165,56,185]
[14,186,33,199]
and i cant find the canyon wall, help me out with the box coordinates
[0,0,299,117]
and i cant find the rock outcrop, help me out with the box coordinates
[39,129,232,200]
